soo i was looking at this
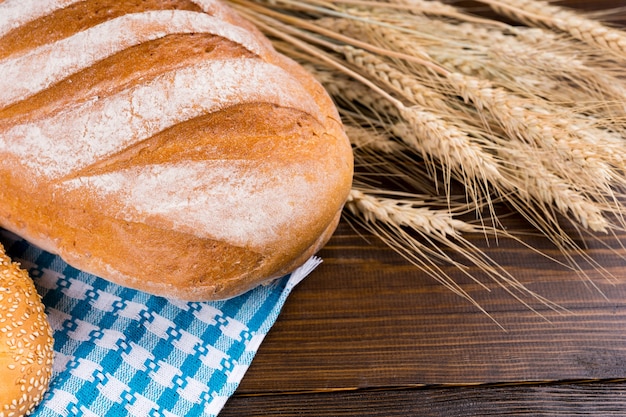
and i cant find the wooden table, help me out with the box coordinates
[220,1,626,415]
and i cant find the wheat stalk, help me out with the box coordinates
[305,60,499,195]
[480,0,626,61]
[336,37,623,231]
[227,0,626,313]
[444,73,620,198]
[325,46,505,203]
[334,39,446,109]
[343,125,404,154]
[346,188,568,320]
[329,14,626,139]
[331,43,622,286]
[444,22,626,112]
[346,189,477,237]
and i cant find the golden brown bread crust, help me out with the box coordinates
[0,244,54,417]
[0,0,353,300]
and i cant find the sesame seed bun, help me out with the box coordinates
[0,244,54,416]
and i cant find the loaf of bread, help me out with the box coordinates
[0,0,353,300]
[0,244,54,417]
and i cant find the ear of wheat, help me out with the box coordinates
[478,0,626,60]
[226,0,626,314]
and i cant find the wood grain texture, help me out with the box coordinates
[222,382,626,416]
[233,221,626,391]
[218,207,626,415]
[219,1,626,415]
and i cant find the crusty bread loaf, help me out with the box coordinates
[0,0,353,300]
[0,243,54,417]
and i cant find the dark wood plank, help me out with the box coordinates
[222,382,626,416]
[234,220,626,393]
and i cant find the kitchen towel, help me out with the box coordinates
[1,229,319,417]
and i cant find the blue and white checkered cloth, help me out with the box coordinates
[0,229,320,417]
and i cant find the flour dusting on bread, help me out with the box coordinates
[1,59,321,178]
[63,160,327,249]
[0,0,83,37]
[0,11,272,107]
